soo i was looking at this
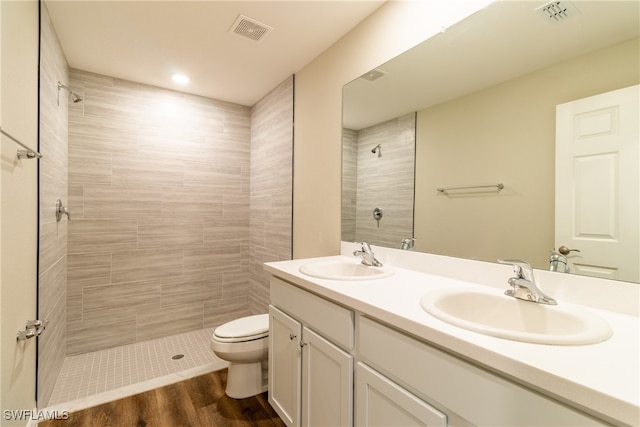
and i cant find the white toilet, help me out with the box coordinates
[210,313,269,399]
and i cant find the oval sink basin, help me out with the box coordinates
[420,287,612,345]
[299,260,394,281]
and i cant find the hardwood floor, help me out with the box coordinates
[40,369,286,427]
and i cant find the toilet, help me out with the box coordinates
[210,313,269,399]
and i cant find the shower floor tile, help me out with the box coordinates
[46,327,227,412]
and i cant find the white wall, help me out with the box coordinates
[292,0,492,258]
[1,0,39,423]
[414,38,639,269]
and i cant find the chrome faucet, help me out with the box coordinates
[353,242,383,267]
[549,250,569,273]
[497,259,557,305]
[400,237,416,250]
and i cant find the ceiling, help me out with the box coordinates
[343,0,640,130]
[44,0,386,107]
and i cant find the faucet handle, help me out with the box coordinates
[497,259,533,281]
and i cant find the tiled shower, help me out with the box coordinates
[342,113,415,249]
[37,4,293,408]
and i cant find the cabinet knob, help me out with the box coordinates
[289,333,297,340]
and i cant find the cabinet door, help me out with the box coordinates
[269,305,302,427]
[301,327,354,426]
[356,363,447,427]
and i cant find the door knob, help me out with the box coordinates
[558,246,580,255]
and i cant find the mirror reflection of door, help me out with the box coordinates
[555,85,639,282]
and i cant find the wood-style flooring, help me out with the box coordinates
[39,369,286,427]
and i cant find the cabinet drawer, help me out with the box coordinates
[358,316,603,426]
[270,276,354,350]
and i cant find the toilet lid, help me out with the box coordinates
[214,313,269,340]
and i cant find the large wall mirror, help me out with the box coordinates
[342,1,639,283]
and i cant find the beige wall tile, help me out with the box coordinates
[68,113,140,154]
[82,280,161,321]
[160,189,224,218]
[67,69,255,353]
[138,218,204,249]
[111,153,184,190]
[249,76,294,313]
[341,128,358,242]
[67,252,112,289]
[136,304,204,341]
[204,295,251,328]
[68,148,112,185]
[59,65,292,356]
[39,221,67,273]
[354,113,415,249]
[38,4,69,406]
[68,184,85,219]
[68,219,138,253]
[67,315,137,355]
[160,273,223,309]
[83,187,162,218]
[112,248,184,283]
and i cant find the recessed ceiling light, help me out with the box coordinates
[172,73,190,85]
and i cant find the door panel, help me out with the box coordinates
[269,305,302,427]
[356,363,447,427]
[555,85,639,282]
[301,326,353,427]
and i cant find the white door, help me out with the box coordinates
[301,326,353,427]
[555,85,639,282]
[1,0,40,423]
[269,306,302,427]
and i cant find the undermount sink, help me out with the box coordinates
[299,259,394,281]
[420,287,612,345]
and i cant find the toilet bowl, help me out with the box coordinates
[210,313,269,399]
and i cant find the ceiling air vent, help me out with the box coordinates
[535,0,580,23]
[230,14,273,42]
[360,68,388,82]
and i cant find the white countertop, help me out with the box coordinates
[264,254,640,426]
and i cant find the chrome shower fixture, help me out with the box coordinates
[371,144,382,157]
[57,81,83,105]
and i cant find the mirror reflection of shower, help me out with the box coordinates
[371,144,381,157]
[57,81,83,106]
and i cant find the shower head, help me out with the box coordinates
[57,81,83,105]
[371,144,382,157]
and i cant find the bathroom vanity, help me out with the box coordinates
[265,243,639,426]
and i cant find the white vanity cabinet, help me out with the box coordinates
[358,316,604,426]
[267,272,610,427]
[269,277,354,427]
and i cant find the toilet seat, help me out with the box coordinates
[213,313,269,343]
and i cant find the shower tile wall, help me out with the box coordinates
[341,128,358,242]
[38,4,69,406]
[344,113,415,248]
[248,76,294,313]
[67,70,252,355]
